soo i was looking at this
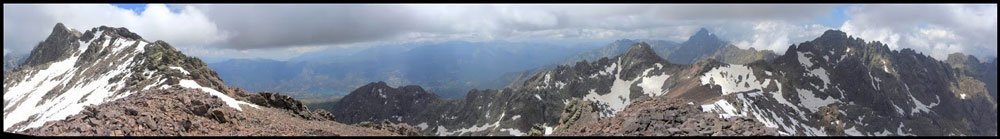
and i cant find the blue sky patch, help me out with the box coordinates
[818,5,851,28]
[112,4,146,13]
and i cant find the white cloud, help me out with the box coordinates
[3,4,226,57]
[183,4,835,50]
[721,21,833,53]
[840,4,997,60]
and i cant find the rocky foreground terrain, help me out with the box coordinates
[21,88,400,136]
[553,97,779,136]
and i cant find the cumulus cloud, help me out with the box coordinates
[691,20,833,53]
[3,4,227,56]
[840,4,997,60]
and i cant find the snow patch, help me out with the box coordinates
[892,102,905,115]
[905,84,938,115]
[500,128,526,136]
[637,68,671,97]
[797,52,814,68]
[701,99,745,118]
[542,124,555,135]
[177,80,259,111]
[168,66,190,75]
[795,88,839,113]
[582,59,635,117]
[583,78,632,117]
[416,122,429,130]
[845,126,864,136]
[868,71,881,90]
[806,67,831,91]
[699,65,764,95]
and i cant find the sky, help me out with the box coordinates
[3,4,997,61]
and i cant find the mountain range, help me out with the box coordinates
[329,30,997,136]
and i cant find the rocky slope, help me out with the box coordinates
[330,30,997,136]
[3,23,401,136]
[553,97,779,136]
[20,88,396,136]
[696,30,996,136]
[945,53,998,101]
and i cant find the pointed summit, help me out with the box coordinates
[817,29,848,41]
[23,23,83,67]
[695,28,711,36]
[621,42,660,61]
[669,28,728,64]
[94,25,145,40]
[688,28,719,42]
[53,22,70,33]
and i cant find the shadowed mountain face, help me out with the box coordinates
[209,41,591,99]
[330,30,997,136]
[667,28,730,64]
[3,23,405,136]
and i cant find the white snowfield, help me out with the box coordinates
[699,65,768,95]
[177,80,259,111]
[697,47,941,136]
[3,34,148,132]
[583,59,671,118]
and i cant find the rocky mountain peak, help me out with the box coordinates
[621,42,658,60]
[90,25,145,41]
[669,28,730,64]
[616,42,668,75]
[51,22,73,35]
[817,29,849,41]
[685,28,723,45]
[23,23,83,67]
[946,53,982,65]
[690,28,715,40]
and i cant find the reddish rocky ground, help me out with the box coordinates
[553,97,780,136]
[20,88,405,136]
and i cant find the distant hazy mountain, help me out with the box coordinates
[564,28,777,66]
[209,41,594,98]
[3,53,26,73]
[945,53,999,101]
